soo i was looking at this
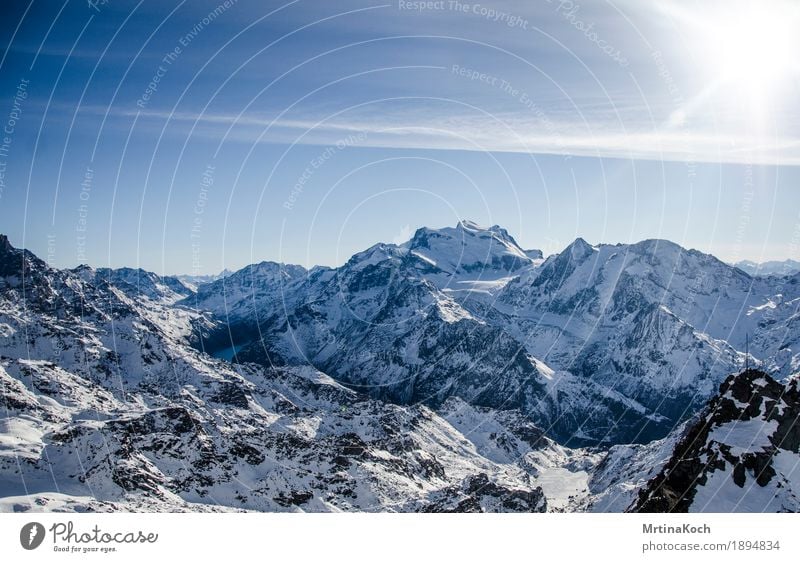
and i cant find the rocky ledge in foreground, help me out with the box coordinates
[632,369,800,512]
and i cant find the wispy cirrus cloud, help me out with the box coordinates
[96,103,800,166]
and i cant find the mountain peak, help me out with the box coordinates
[456,219,482,231]
[0,234,48,278]
[454,220,519,243]
[630,238,684,255]
[345,242,405,270]
[226,260,307,284]
[0,234,22,261]
[565,237,595,260]
[0,234,11,253]
[405,221,533,277]
[411,221,525,247]
[525,248,544,260]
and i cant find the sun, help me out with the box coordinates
[661,0,800,121]
[703,3,799,103]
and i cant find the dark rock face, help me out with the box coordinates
[0,235,40,273]
[107,407,200,436]
[631,370,800,512]
[421,473,547,513]
[209,381,251,408]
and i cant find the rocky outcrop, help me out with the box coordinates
[631,369,800,512]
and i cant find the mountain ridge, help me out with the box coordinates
[166,222,799,445]
[2,228,799,512]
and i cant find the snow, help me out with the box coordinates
[534,466,589,511]
[2,221,800,513]
[410,251,436,267]
[0,418,45,460]
[689,461,785,513]
[708,419,778,455]
[748,299,777,314]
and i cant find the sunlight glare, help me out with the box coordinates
[703,3,798,106]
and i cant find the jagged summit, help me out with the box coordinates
[0,234,49,282]
[0,234,12,253]
[403,221,534,278]
[564,236,595,260]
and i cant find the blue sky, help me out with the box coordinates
[0,0,798,274]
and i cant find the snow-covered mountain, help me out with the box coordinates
[1,227,799,512]
[177,269,234,291]
[734,259,800,277]
[188,224,800,445]
[75,265,194,303]
[403,220,536,281]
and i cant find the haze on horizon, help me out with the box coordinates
[0,0,798,275]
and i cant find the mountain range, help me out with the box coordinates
[1,223,798,512]
[733,259,800,277]
[188,221,799,445]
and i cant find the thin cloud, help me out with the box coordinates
[90,104,800,166]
